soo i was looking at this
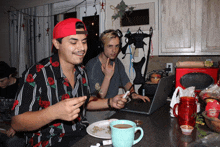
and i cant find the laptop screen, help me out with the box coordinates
[121,75,175,115]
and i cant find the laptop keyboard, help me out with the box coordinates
[121,75,175,114]
[124,98,153,112]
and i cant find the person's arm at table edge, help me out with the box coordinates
[11,96,86,132]
[87,95,127,110]
[124,82,135,94]
[124,82,150,102]
[86,96,109,110]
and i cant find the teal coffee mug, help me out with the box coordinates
[110,120,144,147]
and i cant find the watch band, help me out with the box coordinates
[107,98,112,109]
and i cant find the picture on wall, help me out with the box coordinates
[114,2,155,32]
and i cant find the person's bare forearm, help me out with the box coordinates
[87,97,109,110]
[99,76,111,98]
[124,82,134,92]
[11,105,55,132]
[12,96,87,132]
[87,95,127,110]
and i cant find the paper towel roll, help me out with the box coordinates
[176,61,204,68]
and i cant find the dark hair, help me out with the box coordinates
[52,21,86,54]
[99,29,122,52]
[0,61,17,79]
[56,38,63,44]
[52,38,63,54]
[76,22,85,29]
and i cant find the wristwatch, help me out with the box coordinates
[107,98,112,109]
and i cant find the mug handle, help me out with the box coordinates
[133,127,144,145]
[173,103,179,118]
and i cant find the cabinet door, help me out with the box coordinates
[196,0,220,55]
[159,0,196,55]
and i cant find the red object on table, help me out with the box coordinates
[173,97,197,127]
[175,68,219,93]
[205,99,220,118]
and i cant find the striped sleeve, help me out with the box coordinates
[12,67,40,116]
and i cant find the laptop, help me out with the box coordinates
[121,75,175,115]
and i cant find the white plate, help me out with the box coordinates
[0,128,6,134]
[86,119,118,139]
[0,128,6,131]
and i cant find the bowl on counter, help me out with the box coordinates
[180,125,194,135]
[202,110,220,133]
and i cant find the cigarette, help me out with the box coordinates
[123,91,130,99]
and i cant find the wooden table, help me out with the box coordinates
[73,102,217,147]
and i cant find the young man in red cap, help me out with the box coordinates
[11,18,127,147]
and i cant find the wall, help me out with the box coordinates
[104,0,220,93]
[105,0,159,83]
[104,0,220,75]
[0,0,219,81]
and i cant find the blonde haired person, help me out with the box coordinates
[85,29,150,124]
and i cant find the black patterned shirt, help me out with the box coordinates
[12,53,90,147]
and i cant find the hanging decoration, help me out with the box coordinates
[129,45,135,78]
[150,39,154,59]
[100,1,105,12]
[84,0,87,15]
[21,23,25,31]
[36,34,41,42]
[93,0,97,16]
[121,28,135,59]
[46,28,50,36]
[110,0,134,21]
[123,29,135,77]
[36,18,41,42]
[121,27,152,59]
[121,27,153,84]
[46,22,50,36]
[7,0,87,18]
[133,57,146,84]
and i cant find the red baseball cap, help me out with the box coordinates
[53,18,87,39]
[52,18,87,52]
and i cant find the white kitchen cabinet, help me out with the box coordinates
[159,0,220,55]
